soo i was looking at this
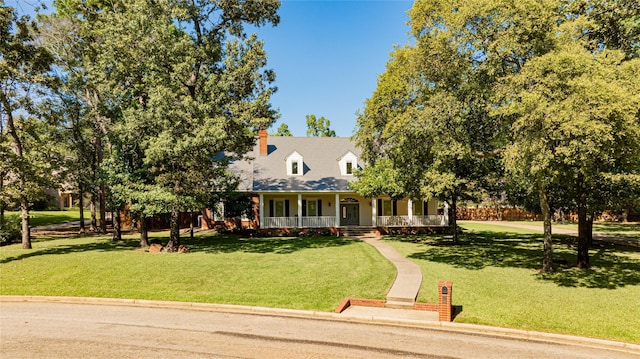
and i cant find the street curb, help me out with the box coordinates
[2,295,639,355]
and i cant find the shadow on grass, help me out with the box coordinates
[182,235,356,255]
[0,239,140,264]
[0,234,356,264]
[389,231,640,289]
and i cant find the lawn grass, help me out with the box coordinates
[2,225,638,343]
[383,223,640,343]
[4,209,84,227]
[0,232,394,312]
[498,220,640,239]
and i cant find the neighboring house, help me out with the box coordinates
[44,188,76,209]
[201,130,449,233]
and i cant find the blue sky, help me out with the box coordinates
[255,1,413,137]
[8,0,414,137]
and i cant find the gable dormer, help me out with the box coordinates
[286,151,304,176]
[338,151,358,176]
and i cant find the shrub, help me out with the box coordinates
[0,214,21,246]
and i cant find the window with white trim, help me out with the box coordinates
[412,201,424,216]
[286,151,304,176]
[307,200,317,216]
[274,199,285,217]
[338,151,358,176]
[383,200,392,216]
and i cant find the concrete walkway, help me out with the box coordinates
[356,234,423,308]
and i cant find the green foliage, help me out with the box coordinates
[349,158,406,199]
[47,0,281,245]
[305,114,336,137]
[0,214,20,245]
[274,123,292,136]
[1,5,63,248]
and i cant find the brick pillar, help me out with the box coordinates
[438,280,453,322]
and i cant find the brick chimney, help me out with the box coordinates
[259,129,268,155]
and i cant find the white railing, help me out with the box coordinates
[377,215,446,227]
[302,216,336,227]
[262,217,298,228]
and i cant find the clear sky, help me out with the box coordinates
[255,1,414,137]
[7,0,414,137]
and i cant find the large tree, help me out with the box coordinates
[496,42,640,268]
[56,0,280,251]
[1,5,61,249]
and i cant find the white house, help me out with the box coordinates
[202,130,449,233]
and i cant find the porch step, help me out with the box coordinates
[341,227,376,237]
[385,298,416,309]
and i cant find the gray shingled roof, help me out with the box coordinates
[230,136,362,192]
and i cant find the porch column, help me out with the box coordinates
[371,197,377,227]
[335,194,340,227]
[408,199,413,226]
[259,194,264,229]
[298,194,303,227]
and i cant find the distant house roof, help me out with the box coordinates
[230,135,362,192]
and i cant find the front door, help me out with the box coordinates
[340,204,359,226]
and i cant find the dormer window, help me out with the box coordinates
[338,151,358,176]
[286,151,304,176]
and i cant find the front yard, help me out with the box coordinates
[1,225,638,343]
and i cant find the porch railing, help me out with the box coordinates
[262,217,298,228]
[302,216,336,227]
[262,216,336,228]
[377,215,446,227]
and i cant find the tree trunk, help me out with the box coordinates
[165,204,181,252]
[0,173,5,228]
[78,188,85,234]
[20,199,31,249]
[112,210,122,242]
[622,207,629,223]
[451,195,458,245]
[576,173,590,269]
[5,105,30,249]
[99,184,106,233]
[586,215,593,247]
[90,194,98,232]
[139,216,149,248]
[190,212,195,240]
[539,186,553,273]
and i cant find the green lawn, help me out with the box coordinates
[4,209,84,227]
[384,222,640,343]
[0,232,394,312]
[500,220,640,239]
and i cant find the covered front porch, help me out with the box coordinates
[258,193,448,229]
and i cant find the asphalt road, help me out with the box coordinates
[2,301,638,358]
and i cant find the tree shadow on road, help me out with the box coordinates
[388,230,640,289]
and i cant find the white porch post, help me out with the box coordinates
[408,199,413,226]
[371,197,377,227]
[259,194,264,229]
[298,194,303,227]
[335,194,340,227]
